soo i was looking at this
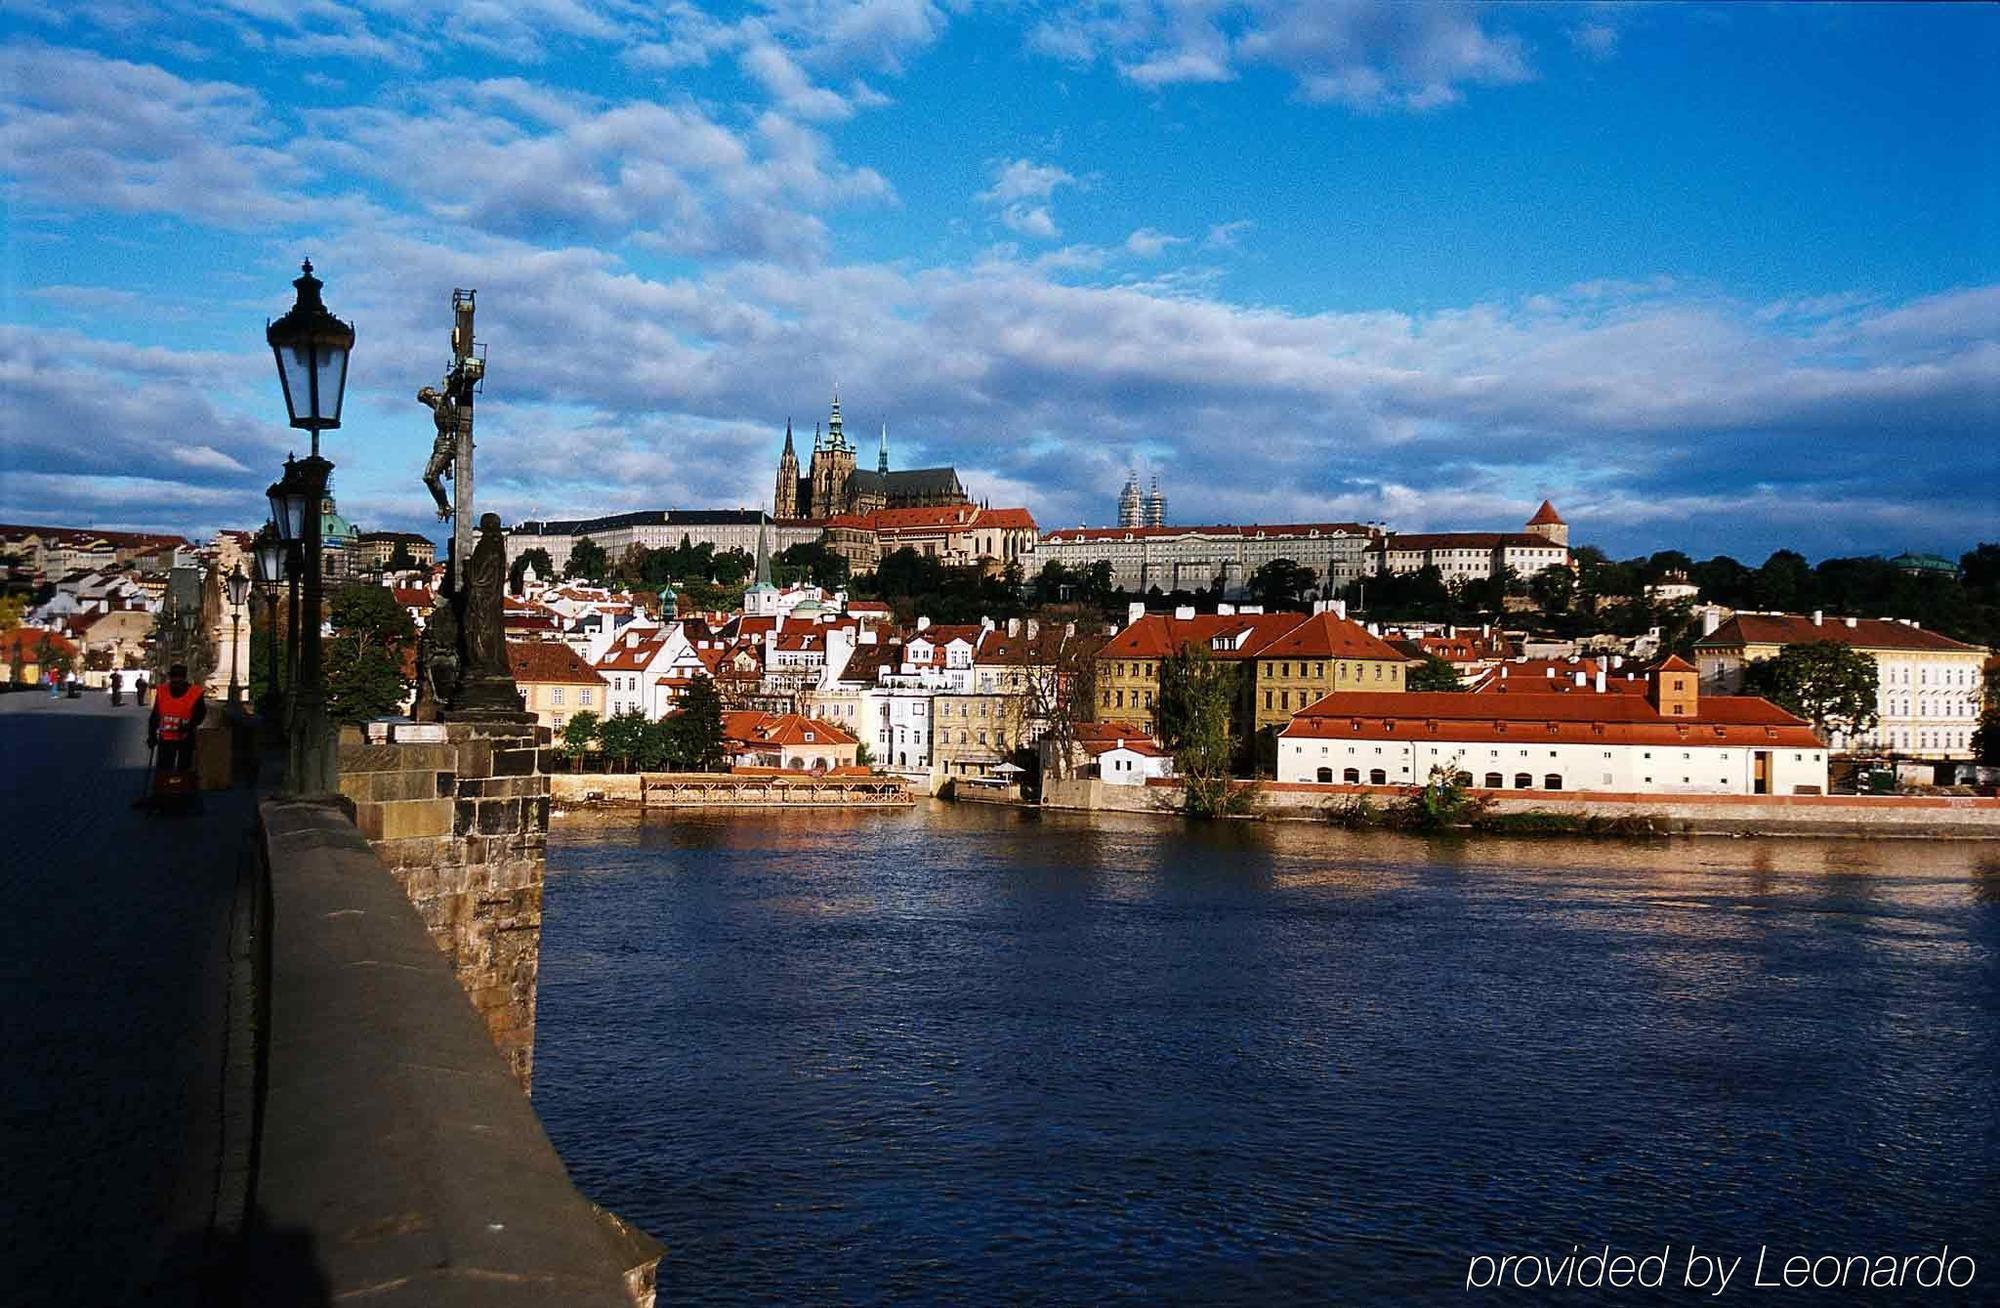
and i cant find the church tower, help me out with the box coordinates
[812,389,857,515]
[879,423,889,476]
[774,419,799,519]
[1526,500,1568,547]
[1144,477,1166,528]
[1118,471,1142,527]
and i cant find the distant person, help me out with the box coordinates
[147,663,206,796]
[46,668,60,699]
[134,673,149,707]
[110,670,124,707]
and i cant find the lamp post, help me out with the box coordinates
[225,565,249,705]
[266,260,354,795]
[254,524,285,719]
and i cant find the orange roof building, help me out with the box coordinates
[506,639,608,733]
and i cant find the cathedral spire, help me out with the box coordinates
[878,423,889,475]
[827,385,846,450]
[754,518,772,586]
[813,420,822,452]
[781,418,794,456]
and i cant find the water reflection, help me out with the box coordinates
[537,804,2000,1304]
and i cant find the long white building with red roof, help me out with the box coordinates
[1278,657,1829,795]
[1036,521,1382,597]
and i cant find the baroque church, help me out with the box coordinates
[773,391,969,520]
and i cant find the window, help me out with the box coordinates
[551,687,565,705]
[1344,768,1361,783]
[1544,774,1563,790]
[1369,768,1387,784]
[1484,772,1503,788]
[580,690,592,706]
[1514,773,1533,789]
[1317,767,1333,783]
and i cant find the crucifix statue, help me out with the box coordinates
[416,288,484,589]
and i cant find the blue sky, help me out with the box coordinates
[2,1,1995,561]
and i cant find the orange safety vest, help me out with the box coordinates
[155,683,204,741]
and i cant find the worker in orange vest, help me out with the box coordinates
[147,663,207,793]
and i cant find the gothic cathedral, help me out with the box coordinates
[773,391,970,520]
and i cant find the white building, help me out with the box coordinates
[506,509,821,570]
[1036,521,1381,597]
[1278,658,1829,796]
[1694,611,1989,758]
[1367,502,1571,582]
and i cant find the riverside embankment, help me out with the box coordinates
[551,770,913,808]
[1042,777,2000,838]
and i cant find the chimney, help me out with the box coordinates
[1500,667,1509,680]
[1612,655,1624,670]
[1574,671,1587,687]
[1176,605,1198,620]
[1845,616,1858,628]
[1595,669,1607,694]
[1064,621,1076,638]
[1007,617,1021,638]
[1026,619,1040,640]
[1482,623,1490,637]
[1546,667,1556,679]
[1812,610,1823,626]
[1127,601,1146,627]
[917,615,931,631]
[1702,609,1722,637]
[1333,599,1347,619]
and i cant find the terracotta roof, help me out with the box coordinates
[1376,532,1561,552]
[1042,521,1374,543]
[972,507,1038,531]
[721,711,859,748]
[1083,737,1169,758]
[390,587,434,607]
[1,628,79,658]
[1283,690,1822,749]
[867,505,979,531]
[507,640,607,686]
[1254,612,1406,662]
[596,635,670,672]
[1527,500,1565,526]
[1099,611,1303,661]
[1695,614,1983,655]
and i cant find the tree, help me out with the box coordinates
[775,540,850,590]
[323,584,417,724]
[664,674,727,770]
[1754,549,1814,611]
[385,540,418,573]
[1406,653,1464,692]
[0,594,25,632]
[1741,641,1880,744]
[510,547,554,591]
[1972,664,2000,765]
[1247,557,1317,612]
[598,708,649,772]
[559,711,600,769]
[565,537,608,582]
[1158,644,1245,817]
[1529,564,1574,616]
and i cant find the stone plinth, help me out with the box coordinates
[338,720,551,1089]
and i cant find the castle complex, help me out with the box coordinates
[773,392,969,520]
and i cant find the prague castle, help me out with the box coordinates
[773,391,968,520]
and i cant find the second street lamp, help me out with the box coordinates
[253,524,286,721]
[266,260,355,796]
[225,565,249,706]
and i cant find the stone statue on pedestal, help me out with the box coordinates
[446,513,529,721]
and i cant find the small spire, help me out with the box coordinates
[781,418,795,456]
[878,423,889,475]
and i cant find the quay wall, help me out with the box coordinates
[254,800,659,1306]
[551,770,914,808]
[1044,777,2000,837]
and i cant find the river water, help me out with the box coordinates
[535,803,2000,1303]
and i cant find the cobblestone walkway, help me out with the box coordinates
[0,691,260,1305]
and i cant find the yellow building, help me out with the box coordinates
[1094,608,1303,741]
[1694,612,1988,758]
[1250,610,1410,732]
[506,640,608,733]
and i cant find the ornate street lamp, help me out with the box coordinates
[253,524,286,720]
[266,260,354,795]
[225,565,249,705]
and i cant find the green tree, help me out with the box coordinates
[775,540,850,589]
[664,674,727,771]
[1741,640,1880,743]
[1158,645,1245,817]
[510,547,555,591]
[1971,664,2000,765]
[1754,549,1814,611]
[1529,564,1574,616]
[598,708,649,772]
[324,584,418,724]
[385,540,418,573]
[1406,653,1464,692]
[1247,557,1317,612]
[565,537,608,582]
[559,710,600,768]
[0,594,26,632]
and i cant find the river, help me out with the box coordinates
[534,803,2000,1303]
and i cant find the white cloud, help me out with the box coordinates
[978,158,1079,241]
[1124,227,1188,257]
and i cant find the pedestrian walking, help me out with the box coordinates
[46,667,60,699]
[134,674,149,706]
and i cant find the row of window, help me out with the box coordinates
[547,687,593,707]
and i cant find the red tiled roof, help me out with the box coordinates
[1377,532,1560,552]
[1,628,79,658]
[973,507,1038,531]
[1527,500,1565,526]
[1099,612,1303,661]
[1696,614,1982,654]
[1283,690,1822,748]
[867,505,979,531]
[507,640,607,686]
[1042,521,1374,543]
[721,710,859,748]
[1254,611,1406,662]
